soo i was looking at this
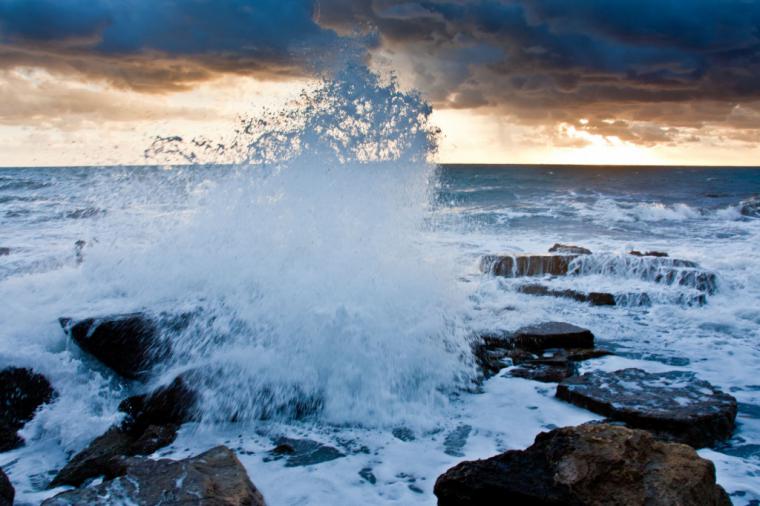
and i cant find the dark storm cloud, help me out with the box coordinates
[1,0,760,141]
[0,0,343,90]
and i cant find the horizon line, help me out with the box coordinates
[2,162,760,169]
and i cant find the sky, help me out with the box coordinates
[1,0,760,166]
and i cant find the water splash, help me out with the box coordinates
[77,64,473,427]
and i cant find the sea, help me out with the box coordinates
[1,162,759,505]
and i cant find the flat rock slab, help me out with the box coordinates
[556,368,737,448]
[510,361,577,383]
[434,423,730,506]
[513,322,594,351]
[0,367,55,452]
[43,446,266,505]
[518,284,616,306]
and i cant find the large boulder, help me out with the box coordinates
[50,376,197,488]
[0,467,13,506]
[480,254,578,277]
[0,367,55,452]
[513,322,594,351]
[59,313,170,379]
[556,369,737,448]
[43,446,266,506]
[434,423,730,506]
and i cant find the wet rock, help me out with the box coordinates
[59,313,168,379]
[556,368,737,448]
[43,446,266,506]
[50,376,196,487]
[0,247,10,256]
[119,376,198,433]
[266,437,344,467]
[740,195,760,217]
[510,360,577,383]
[630,250,669,257]
[444,425,472,457]
[0,468,13,506]
[392,427,415,442]
[0,367,55,452]
[548,243,592,255]
[434,423,730,506]
[472,337,512,377]
[359,467,377,485]
[480,254,578,277]
[473,325,607,380]
[517,284,617,306]
[513,322,594,351]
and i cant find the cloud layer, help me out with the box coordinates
[1,0,760,149]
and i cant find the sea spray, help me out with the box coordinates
[69,65,476,426]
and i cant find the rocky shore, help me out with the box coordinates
[0,243,748,505]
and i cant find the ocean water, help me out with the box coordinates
[1,67,760,504]
[1,163,759,504]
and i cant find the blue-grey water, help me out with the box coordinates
[1,164,760,505]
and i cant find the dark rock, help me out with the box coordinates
[510,360,577,383]
[0,468,13,506]
[59,313,167,379]
[480,254,578,277]
[434,423,731,506]
[266,437,344,467]
[556,368,737,448]
[630,250,669,257]
[359,467,377,485]
[513,322,594,351]
[0,367,55,452]
[49,426,135,488]
[443,425,472,457]
[392,427,415,442]
[548,243,592,255]
[119,376,197,433]
[50,376,196,488]
[0,247,10,256]
[740,196,760,217]
[43,446,266,506]
[517,284,616,306]
[472,325,607,380]
[49,424,181,488]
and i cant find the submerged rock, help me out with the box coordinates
[630,250,669,257]
[513,322,594,351]
[59,313,168,379]
[0,367,55,452]
[50,376,197,488]
[0,468,13,506]
[740,195,760,217]
[480,254,578,277]
[266,437,344,467]
[43,446,266,506]
[510,360,577,383]
[517,284,616,306]
[0,247,10,256]
[548,243,592,255]
[434,423,730,506]
[556,368,737,448]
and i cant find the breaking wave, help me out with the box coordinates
[66,65,473,426]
